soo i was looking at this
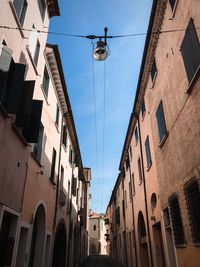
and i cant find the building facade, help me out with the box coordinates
[0,1,90,266]
[106,0,200,267]
[89,211,107,256]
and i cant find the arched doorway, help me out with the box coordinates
[52,223,66,267]
[138,211,150,267]
[29,204,46,267]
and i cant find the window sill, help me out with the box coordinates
[26,46,39,76]
[40,85,49,105]
[146,162,152,172]
[187,65,200,94]
[9,1,26,39]
[139,180,143,185]
[175,243,187,249]
[169,0,178,20]
[31,152,43,167]
[159,132,168,148]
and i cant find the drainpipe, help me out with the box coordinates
[121,170,128,265]
[53,118,63,232]
[137,115,154,267]
[128,153,138,267]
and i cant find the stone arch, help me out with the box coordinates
[138,211,150,267]
[52,221,67,267]
[29,204,46,267]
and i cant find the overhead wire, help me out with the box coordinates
[0,25,200,39]
[101,59,106,210]
[91,41,99,200]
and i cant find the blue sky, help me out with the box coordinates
[48,0,152,213]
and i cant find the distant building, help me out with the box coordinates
[89,211,107,255]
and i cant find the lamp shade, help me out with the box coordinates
[93,40,108,61]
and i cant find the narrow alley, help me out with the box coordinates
[79,256,127,267]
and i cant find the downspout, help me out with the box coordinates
[121,172,128,265]
[128,153,138,267]
[137,115,153,267]
[53,118,63,232]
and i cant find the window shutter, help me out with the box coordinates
[4,63,26,114]
[156,102,167,141]
[145,136,152,167]
[181,18,200,82]
[50,148,56,181]
[28,28,38,57]
[13,0,24,17]
[16,80,35,127]
[72,176,77,196]
[0,45,12,101]
[23,100,43,143]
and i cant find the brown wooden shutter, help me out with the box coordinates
[16,80,35,127]
[23,100,43,143]
[4,63,26,114]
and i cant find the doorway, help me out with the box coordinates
[152,222,166,267]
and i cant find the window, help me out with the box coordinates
[129,182,132,200]
[125,191,127,208]
[129,146,132,161]
[184,178,200,245]
[50,148,56,181]
[125,157,130,171]
[168,194,185,246]
[151,58,157,83]
[116,207,120,225]
[132,173,135,195]
[60,165,64,189]
[93,224,96,231]
[33,124,44,161]
[62,124,67,147]
[13,0,28,26]
[145,135,152,168]
[42,67,49,97]
[38,0,46,20]
[138,158,143,183]
[55,104,60,127]
[71,175,77,196]
[180,18,200,83]
[156,101,167,143]
[69,145,73,164]
[141,99,146,117]
[135,127,139,144]
[33,40,40,66]
[169,0,177,12]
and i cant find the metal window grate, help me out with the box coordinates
[184,178,200,245]
[169,195,185,246]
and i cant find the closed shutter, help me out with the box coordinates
[156,101,167,141]
[4,63,26,114]
[145,136,152,167]
[23,100,43,143]
[0,45,12,101]
[28,28,38,57]
[50,148,56,181]
[181,18,200,82]
[13,0,24,17]
[16,80,35,127]
[72,176,77,196]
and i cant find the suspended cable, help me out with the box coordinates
[91,41,99,188]
[0,25,199,39]
[101,60,107,210]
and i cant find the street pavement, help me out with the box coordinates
[79,255,128,267]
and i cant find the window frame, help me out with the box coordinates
[150,58,158,87]
[12,0,28,27]
[184,178,200,246]
[33,39,40,67]
[37,0,46,21]
[42,66,49,98]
